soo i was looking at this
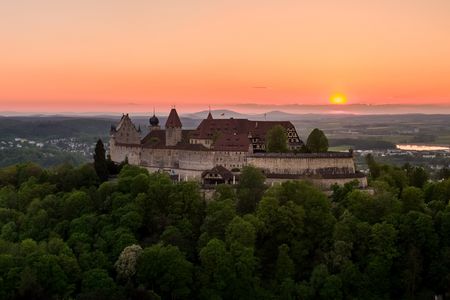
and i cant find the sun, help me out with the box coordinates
[329,93,348,105]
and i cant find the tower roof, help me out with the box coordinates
[149,114,159,126]
[206,111,213,120]
[165,108,182,128]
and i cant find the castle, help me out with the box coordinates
[109,109,367,189]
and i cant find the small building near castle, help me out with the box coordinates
[109,109,367,190]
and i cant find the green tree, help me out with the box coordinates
[80,268,122,300]
[401,187,425,213]
[306,128,329,153]
[137,243,193,299]
[266,125,289,153]
[200,199,236,245]
[115,244,143,282]
[275,244,294,282]
[407,166,429,188]
[94,139,109,182]
[366,154,381,179]
[236,166,266,215]
[225,216,256,248]
[198,239,235,299]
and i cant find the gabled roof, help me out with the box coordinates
[201,165,233,180]
[190,118,250,139]
[165,108,182,128]
[247,121,294,138]
[191,118,296,141]
[113,113,140,133]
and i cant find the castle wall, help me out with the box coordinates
[214,151,247,170]
[247,154,355,175]
[178,150,215,170]
[109,142,141,165]
[140,148,179,169]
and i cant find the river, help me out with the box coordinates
[396,144,450,152]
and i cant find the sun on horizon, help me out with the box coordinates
[329,94,348,105]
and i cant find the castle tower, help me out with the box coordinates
[165,108,182,146]
[109,113,141,164]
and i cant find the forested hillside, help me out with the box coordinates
[0,161,449,299]
[0,117,114,140]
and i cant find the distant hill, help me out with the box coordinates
[0,117,115,140]
[0,115,203,141]
[1,112,449,143]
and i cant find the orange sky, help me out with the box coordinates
[1,0,450,113]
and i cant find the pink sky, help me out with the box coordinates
[1,0,450,113]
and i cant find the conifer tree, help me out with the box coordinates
[93,139,108,182]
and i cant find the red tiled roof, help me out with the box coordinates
[247,121,294,139]
[212,133,250,151]
[191,118,250,139]
[191,119,296,140]
[141,130,166,148]
[141,129,208,151]
[189,118,301,151]
[141,116,300,153]
[165,108,182,128]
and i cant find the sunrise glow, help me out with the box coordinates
[0,1,450,113]
[329,94,348,105]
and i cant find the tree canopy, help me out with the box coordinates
[266,125,289,153]
[306,128,329,153]
[0,159,449,299]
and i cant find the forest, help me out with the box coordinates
[0,155,449,299]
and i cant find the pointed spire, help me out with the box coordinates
[207,106,213,120]
[165,108,182,128]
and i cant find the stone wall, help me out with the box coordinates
[247,153,355,175]
[140,148,179,169]
[140,148,215,180]
[109,142,141,165]
[110,141,367,190]
[178,150,215,170]
[214,151,247,170]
